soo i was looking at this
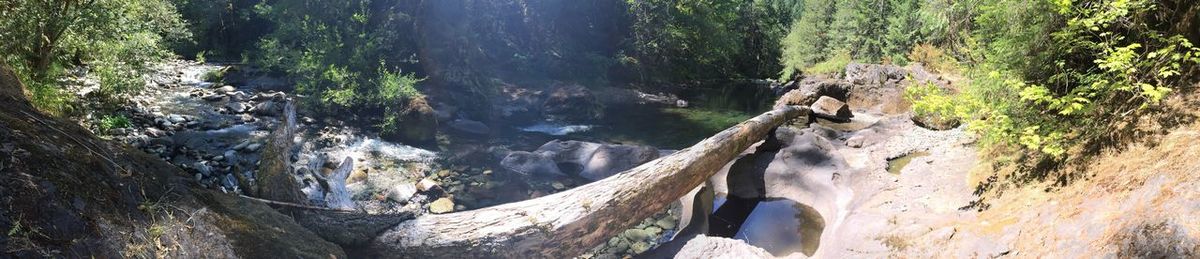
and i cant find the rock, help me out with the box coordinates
[535,140,660,181]
[417,178,440,192]
[347,169,368,184]
[622,229,653,241]
[654,218,678,230]
[245,143,263,152]
[202,94,227,102]
[379,98,439,145]
[630,242,651,254]
[551,182,566,190]
[252,101,281,116]
[168,114,187,123]
[811,96,853,122]
[251,92,287,102]
[674,235,773,258]
[222,174,239,190]
[542,84,602,122]
[429,198,455,214]
[499,151,565,177]
[226,102,248,113]
[448,118,490,136]
[232,141,251,151]
[845,63,908,85]
[145,128,167,138]
[222,150,238,163]
[646,226,663,235]
[774,77,852,109]
[215,85,236,93]
[388,183,418,202]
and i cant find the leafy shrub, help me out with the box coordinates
[907,44,958,73]
[98,114,132,132]
[910,0,1200,159]
[0,0,189,113]
[803,51,852,76]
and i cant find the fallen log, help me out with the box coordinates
[364,105,809,258]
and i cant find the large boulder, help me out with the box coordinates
[536,140,660,181]
[380,97,439,145]
[542,84,603,122]
[774,77,852,109]
[844,63,908,85]
[501,140,661,181]
[810,96,854,122]
[500,151,565,177]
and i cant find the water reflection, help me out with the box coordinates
[709,195,824,257]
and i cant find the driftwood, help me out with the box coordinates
[352,105,809,258]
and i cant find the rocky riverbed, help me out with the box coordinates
[59,59,991,258]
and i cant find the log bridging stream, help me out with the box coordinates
[344,105,810,258]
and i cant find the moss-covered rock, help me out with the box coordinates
[380,97,439,145]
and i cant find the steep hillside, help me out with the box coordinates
[0,66,343,258]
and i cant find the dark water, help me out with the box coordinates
[709,195,825,257]
[578,83,775,149]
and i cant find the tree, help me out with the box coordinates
[779,0,836,79]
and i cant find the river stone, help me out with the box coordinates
[417,178,440,192]
[500,151,564,177]
[226,102,248,113]
[224,150,237,162]
[655,218,677,229]
[388,182,418,202]
[168,114,187,123]
[429,198,455,214]
[253,101,280,116]
[630,242,651,254]
[202,94,227,102]
[623,228,653,241]
[222,174,239,190]
[215,85,236,93]
[232,140,251,151]
[245,143,263,152]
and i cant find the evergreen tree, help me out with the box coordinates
[779,0,835,79]
[883,0,923,64]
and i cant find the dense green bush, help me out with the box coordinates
[627,0,802,82]
[0,0,189,114]
[908,0,1200,158]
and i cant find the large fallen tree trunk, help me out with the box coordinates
[364,105,809,258]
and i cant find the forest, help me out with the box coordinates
[1,0,1198,258]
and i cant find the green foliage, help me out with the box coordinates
[98,114,133,132]
[255,0,423,109]
[0,0,189,112]
[907,43,957,73]
[781,0,925,77]
[908,0,1200,159]
[780,0,836,79]
[803,51,853,75]
[882,0,924,64]
[627,0,801,82]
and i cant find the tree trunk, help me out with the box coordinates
[358,105,808,258]
[256,101,306,203]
